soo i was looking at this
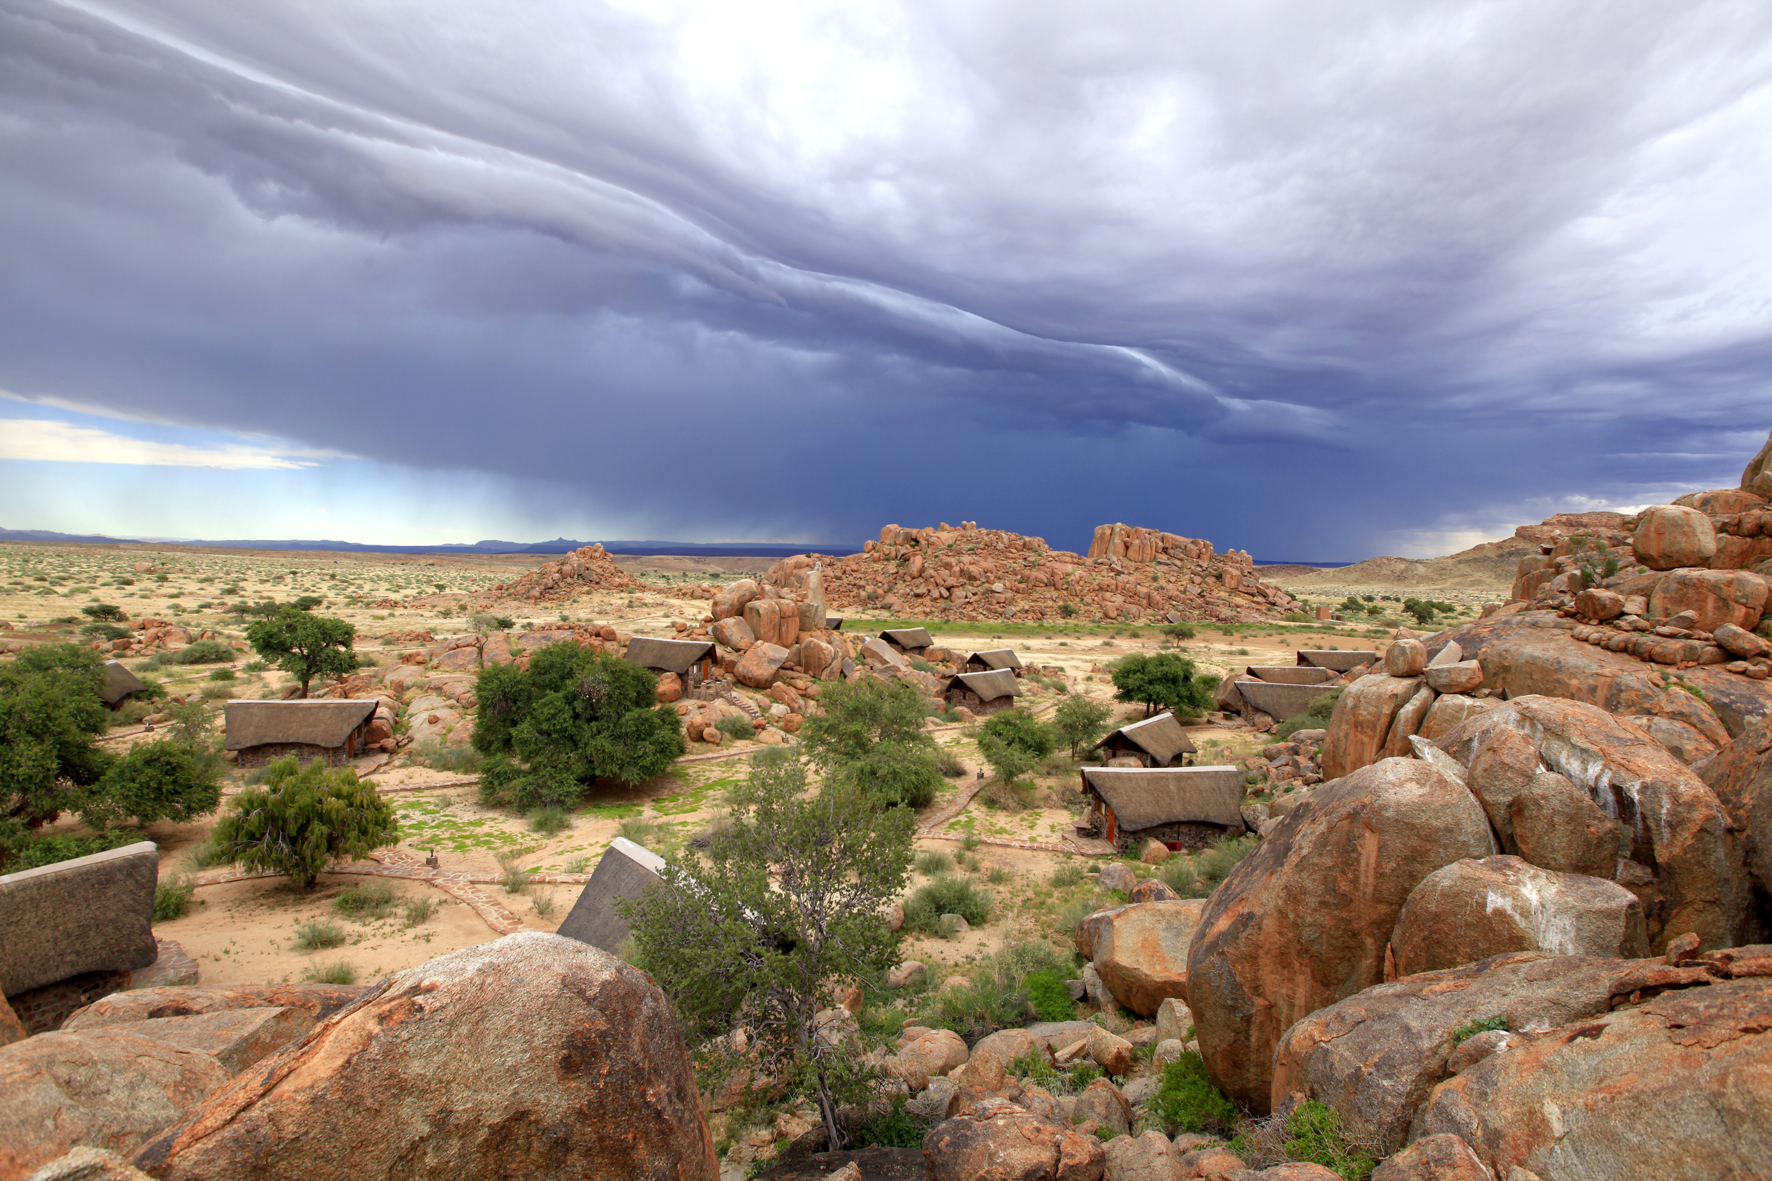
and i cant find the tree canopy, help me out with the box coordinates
[1,644,112,831]
[1052,694,1113,758]
[472,642,684,809]
[798,676,943,808]
[976,708,1057,784]
[619,748,913,1148]
[1111,652,1219,719]
[245,608,357,697]
[208,757,398,890]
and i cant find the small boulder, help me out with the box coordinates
[1715,622,1771,659]
[922,1097,1103,1181]
[710,616,755,650]
[887,1029,969,1092]
[1154,998,1194,1047]
[885,961,927,990]
[1129,879,1180,903]
[1139,839,1171,864]
[1320,675,1424,779]
[1100,1129,1182,1181]
[1099,863,1139,894]
[1632,504,1718,571]
[734,643,790,689]
[1385,639,1427,677]
[1090,900,1207,1017]
[1424,660,1483,695]
[654,672,683,704]
[1572,588,1624,621]
[1071,1077,1131,1134]
[1368,1134,1492,1181]
[1086,1026,1134,1078]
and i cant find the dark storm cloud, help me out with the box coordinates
[1,0,1770,556]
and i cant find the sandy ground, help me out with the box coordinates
[3,539,1405,989]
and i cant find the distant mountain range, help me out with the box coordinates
[0,527,861,559]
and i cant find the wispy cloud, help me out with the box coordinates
[0,419,313,469]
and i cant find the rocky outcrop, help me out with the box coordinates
[1697,711,1772,924]
[1632,505,1718,571]
[1389,857,1648,975]
[63,985,368,1032]
[921,1096,1104,1181]
[133,932,716,1181]
[814,521,1302,625]
[0,1030,229,1181]
[469,545,642,604]
[1186,758,1496,1111]
[1743,428,1772,498]
[1436,696,1750,952]
[1413,974,1772,1180]
[74,1009,316,1078]
[1320,675,1423,779]
[1084,900,1207,1018]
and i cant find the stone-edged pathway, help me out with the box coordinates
[189,848,593,937]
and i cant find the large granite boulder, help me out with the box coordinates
[1509,771,1620,877]
[20,1147,156,1181]
[1436,696,1751,952]
[1647,568,1768,632]
[1389,857,1648,975]
[1743,428,1772,498]
[0,843,158,997]
[1271,951,1644,1155]
[76,1009,315,1078]
[1413,975,1772,1180]
[1186,758,1495,1112]
[1320,675,1423,779]
[0,1030,228,1181]
[63,985,367,1032]
[133,932,717,1181]
[1632,505,1718,571]
[1697,710,1772,928]
[1087,900,1207,1018]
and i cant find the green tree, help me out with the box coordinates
[208,757,398,890]
[618,749,914,1149]
[82,741,221,831]
[245,608,357,698]
[0,644,112,834]
[1111,652,1219,719]
[81,603,127,622]
[976,708,1056,785]
[1052,694,1113,758]
[472,643,684,810]
[798,676,943,808]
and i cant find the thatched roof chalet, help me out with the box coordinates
[624,637,717,676]
[944,669,1022,704]
[1080,766,1244,835]
[100,660,148,707]
[224,700,377,752]
[965,649,1023,672]
[1094,712,1196,767]
[556,838,666,954]
[880,628,934,654]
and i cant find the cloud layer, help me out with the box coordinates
[2,0,1770,556]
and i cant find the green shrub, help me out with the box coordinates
[301,960,357,984]
[902,874,991,933]
[81,622,131,642]
[292,920,346,950]
[153,875,195,921]
[1283,1100,1377,1180]
[856,1096,930,1149]
[1008,1050,1060,1086]
[1024,968,1076,1021]
[1282,611,1312,623]
[916,850,955,875]
[1451,1015,1508,1044]
[333,879,399,920]
[1162,622,1197,641]
[1049,862,1084,887]
[170,639,236,665]
[977,708,1057,785]
[1149,1052,1238,1133]
[207,667,236,682]
[418,744,483,774]
[208,758,398,890]
[715,714,753,741]
[401,895,439,927]
[4,830,144,873]
[1197,834,1258,891]
[528,806,570,835]
[82,603,127,622]
[532,890,556,918]
[82,740,222,831]
[498,852,531,894]
[936,749,967,777]
[921,941,1067,1040]
[1161,856,1200,896]
[1069,1061,1102,1089]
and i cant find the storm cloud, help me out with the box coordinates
[2,0,1769,556]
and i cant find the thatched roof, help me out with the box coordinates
[1243,665,1333,685]
[880,628,934,651]
[555,838,665,953]
[224,700,377,751]
[966,649,1023,671]
[624,636,717,675]
[1081,766,1244,830]
[1094,712,1196,764]
[1236,680,1333,722]
[1297,650,1377,672]
[100,660,148,706]
[945,669,1022,703]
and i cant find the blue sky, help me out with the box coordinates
[2,0,1770,559]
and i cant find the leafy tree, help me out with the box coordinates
[976,708,1056,784]
[799,676,942,808]
[208,757,398,890]
[82,741,221,831]
[1052,694,1113,758]
[82,603,127,622]
[618,749,914,1149]
[472,643,684,810]
[0,644,112,833]
[246,608,357,697]
[1160,622,1196,642]
[81,622,131,642]
[1111,652,1219,719]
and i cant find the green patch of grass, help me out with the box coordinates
[153,876,195,922]
[1009,1050,1060,1086]
[1149,1052,1238,1134]
[1450,1015,1508,1044]
[916,850,955,875]
[918,940,1067,1041]
[1282,1100,1377,1181]
[855,1096,930,1149]
[715,714,753,741]
[401,895,438,927]
[301,960,358,985]
[1024,968,1075,1022]
[292,920,346,951]
[902,875,992,934]
[528,806,570,835]
[616,816,662,847]
[333,880,400,921]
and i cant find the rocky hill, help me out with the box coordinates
[778,521,1304,624]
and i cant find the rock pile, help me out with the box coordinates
[469,544,643,605]
[805,521,1304,624]
[88,620,240,658]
